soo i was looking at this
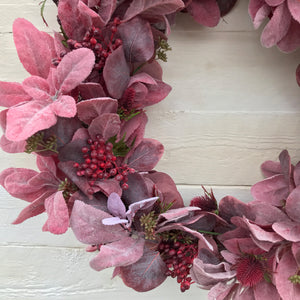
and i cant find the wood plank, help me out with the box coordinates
[0,245,209,299]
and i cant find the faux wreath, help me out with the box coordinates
[0,0,300,299]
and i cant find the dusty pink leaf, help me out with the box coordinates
[90,237,145,271]
[118,17,154,63]
[253,4,272,29]
[70,200,126,244]
[77,98,118,124]
[285,186,300,222]
[274,250,300,300]
[128,138,164,171]
[12,194,46,224]
[55,48,95,94]
[249,0,265,21]
[186,0,221,27]
[103,46,130,99]
[6,100,57,141]
[294,162,300,186]
[92,179,123,197]
[288,0,300,23]
[261,160,282,177]
[42,191,69,234]
[261,2,291,48]
[253,281,281,300]
[13,18,53,78]
[277,19,300,52]
[251,174,289,206]
[22,76,50,100]
[273,220,300,242]
[102,216,128,225]
[124,0,184,21]
[90,0,116,25]
[119,247,167,292]
[0,136,26,153]
[141,80,171,106]
[0,81,31,107]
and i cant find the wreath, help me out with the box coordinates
[0,0,300,299]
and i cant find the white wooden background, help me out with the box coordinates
[0,1,299,299]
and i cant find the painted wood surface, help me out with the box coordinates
[0,1,299,299]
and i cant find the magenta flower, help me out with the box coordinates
[0,156,77,234]
[249,0,300,52]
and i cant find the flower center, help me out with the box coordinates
[235,255,265,287]
[73,135,135,193]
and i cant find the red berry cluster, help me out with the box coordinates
[67,17,122,70]
[73,135,135,194]
[158,239,198,292]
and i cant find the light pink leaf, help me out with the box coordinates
[6,100,57,141]
[186,0,221,27]
[123,0,184,21]
[70,200,126,245]
[36,156,57,175]
[261,2,291,48]
[42,191,69,234]
[0,135,26,153]
[102,216,128,225]
[90,237,145,271]
[13,18,52,78]
[0,81,31,107]
[107,192,126,218]
[119,247,167,292]
[22,76,50,100]
[77,98,118,124]
[128,138,164,171]
[253,4,272,29]
[277,19,300,52]
[55,48,95,94]
[118,17,154,63]
[273,220,300,242]
[103,46,130,99]
[285,186,300,222]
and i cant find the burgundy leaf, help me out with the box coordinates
[118,17,154,63]
[128,138,164,171]
[119,247,167,292]
[103,46,130,99]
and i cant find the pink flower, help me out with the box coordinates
[249,0,300,52]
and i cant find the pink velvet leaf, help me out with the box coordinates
[88,113,121,141]
[55,48,95,94]
[103,46,130,99]
[90,237,145,271]
[92,178,123,197]
[261,2,291,48]
[118,17,154,63]
[277,19,300,52]
[127,138,164,171]
[119,247,167,292]
[123,0,185,21]
[70,200,126,245]
[22,76,50,100]
[50,95,77,118]
[249,0,266,20]
[77,98,118,124]
[253,4,272,29]
[102,216,128,225]
[186,0,221,27]
[90,0,116,25]
[261,160,282,177]
[36,156,57,175]
[294,162,300,186]
[13,18,53,78]
[0,81,31,107]
[0,135,26,153]
[42,191,69,234]
[6,100,57,141]
[142,80,171,106]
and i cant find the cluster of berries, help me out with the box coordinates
[73,135,135,193]
[158,238,198,292]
